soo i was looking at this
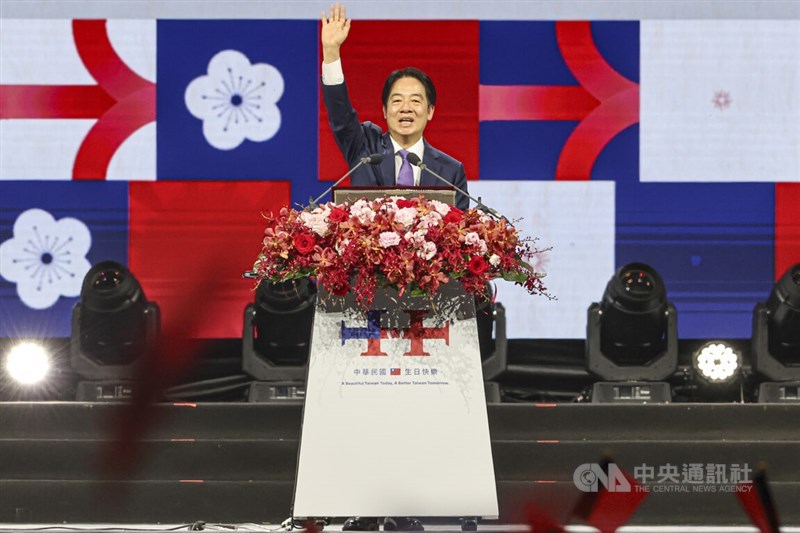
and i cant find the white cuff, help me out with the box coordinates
[321,59,345,85]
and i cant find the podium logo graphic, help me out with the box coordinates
[0,208,92,310]
[573,463,632,492]
[341,310,450,356]
[185,49,284,150]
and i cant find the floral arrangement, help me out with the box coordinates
[253,196,548,308]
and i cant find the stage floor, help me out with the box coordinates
[1,402,799,528]
[2,525,800,532]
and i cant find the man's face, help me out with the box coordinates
[383,76,435,147]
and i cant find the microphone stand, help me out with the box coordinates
[406,153,508,223]
[308,154,384,209]
[407,155,548,278]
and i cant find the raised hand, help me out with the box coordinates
[321,2,351,62]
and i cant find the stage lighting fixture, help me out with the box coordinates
[752,263,800,402]
[242,277,317,401]
[70,261,160,397]
[587,263,678,381]
[693,341,741,384]
[5,341,50,385]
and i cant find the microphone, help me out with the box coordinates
[308,153,384,208]
[406,154,546,278]
[405,153,508,222]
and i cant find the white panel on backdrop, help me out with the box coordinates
[640,20,800,183]
[0,120,94,180]
[106,123,157,181]
[106,19,157,82]
[469,181,615,339]
[0,20,94,84]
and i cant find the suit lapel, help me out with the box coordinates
[378,134,395,187]
[420,141,441,188]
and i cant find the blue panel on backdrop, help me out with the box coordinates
[156,20,318,207]
[479,121,578,180]
[0,182,129,338]
[480,21,639,85]
[480,22,578,86]
[590,22,640,84]
[595,126,775,339]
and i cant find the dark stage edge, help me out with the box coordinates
[1,402,799,526]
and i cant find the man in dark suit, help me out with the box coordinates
[321,3,469,211]
[318,6,455,531]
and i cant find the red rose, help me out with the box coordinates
[328,207,349,223]
[293,234,316,255]
[329,279,350,296]
[443,209,463,224]
[467,256,488,275]
[396,199,416,209]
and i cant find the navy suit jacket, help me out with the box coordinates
[321,81,469,210]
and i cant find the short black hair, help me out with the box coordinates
[381,67,437,108]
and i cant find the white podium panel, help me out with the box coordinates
[293,285,498,518]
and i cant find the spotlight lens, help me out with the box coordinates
[696,342,740,382]
[92,268,126,291]
[5,342,50,384]
[622,270,656,296]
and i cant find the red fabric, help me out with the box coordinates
[128,181,291,338]
[319,21,479,183]
[775,183,800,279]
[736,483,773,533]
[571,466,647,533]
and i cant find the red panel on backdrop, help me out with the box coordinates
[776,183,800,279]
[129,181,291,338]
[318,20,480,184]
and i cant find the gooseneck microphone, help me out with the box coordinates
[405,153,507,222]
[308,153,384,208]
[407,153,547,278]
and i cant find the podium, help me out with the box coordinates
[333,185,457,206]
[292,188,499,519]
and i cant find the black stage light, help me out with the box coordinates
[752,263,800,402]
[70,261,159,400]
[587,263,677,402]
[242,278,317,401]
[474,283,507,403]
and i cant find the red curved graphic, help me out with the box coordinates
[0,20,155,180]
[480,86,598,121]
[554,22,639,180]
[72,20,154,102]
[0,86,115,118]
[555,88,639,180]
[555,21,637,100]
[72,87,156,179]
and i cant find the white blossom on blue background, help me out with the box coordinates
[185,49,284,150]
[0,208,91,310]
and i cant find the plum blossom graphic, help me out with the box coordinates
[712,90,732,111]
[0,209,92,310]
[185,49,284,150]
